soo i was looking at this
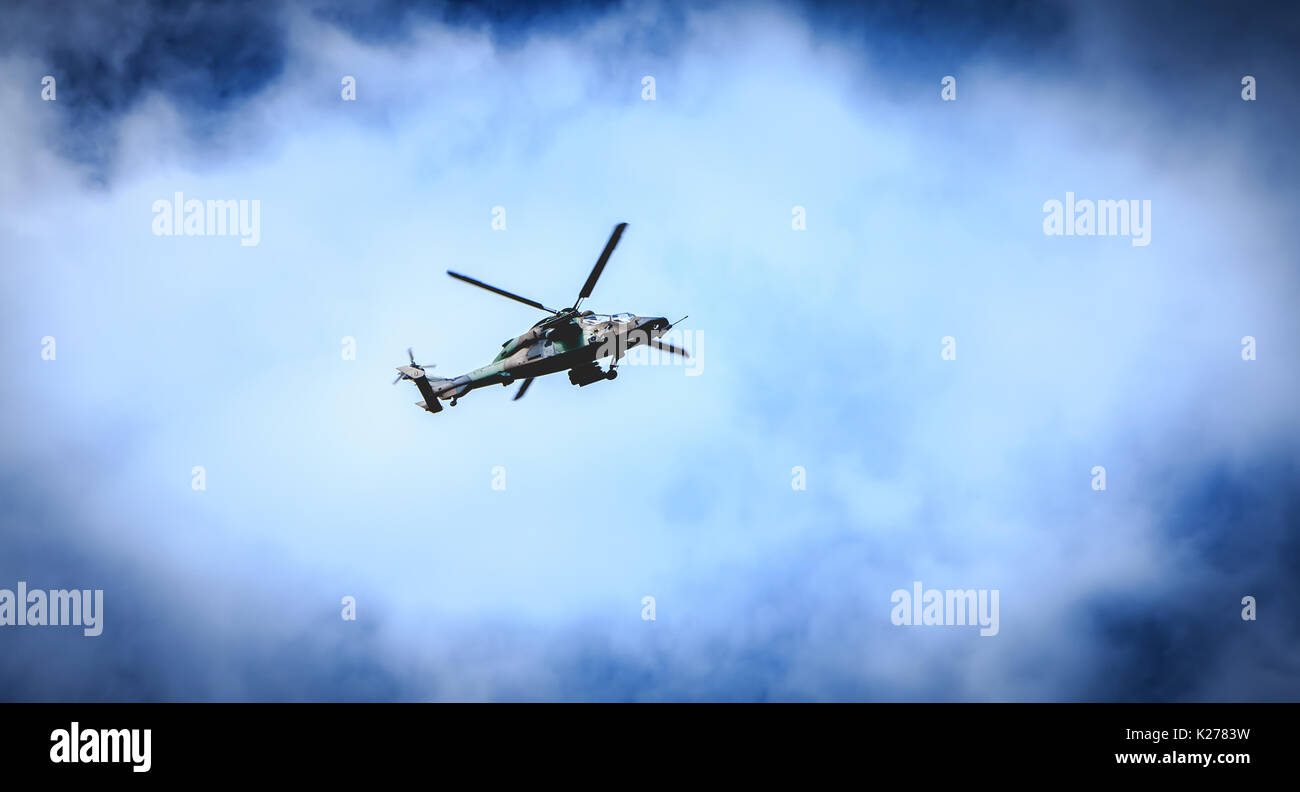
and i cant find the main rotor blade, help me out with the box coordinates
[512,377,534,401]
[649,340,690,358]
[574,222,627,307]
[447,271,557,313]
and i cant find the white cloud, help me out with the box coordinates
[1,1,1295,699]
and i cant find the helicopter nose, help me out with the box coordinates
[637,316,671,337]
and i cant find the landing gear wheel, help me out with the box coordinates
[606,369,618,380]
[450,399,458,407]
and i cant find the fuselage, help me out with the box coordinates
[424,311,670,401]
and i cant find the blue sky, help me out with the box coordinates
[1,0,1297,701]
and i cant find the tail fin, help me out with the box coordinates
[396,366,445,413]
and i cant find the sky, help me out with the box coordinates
[1,0,1298,701]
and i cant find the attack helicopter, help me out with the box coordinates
[394,223,688,414]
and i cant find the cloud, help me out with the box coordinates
[1,0,1297,701]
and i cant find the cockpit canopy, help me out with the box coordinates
[580,312,635,325]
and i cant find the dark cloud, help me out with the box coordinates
[3,0,288,180]
[6,0,1297,180]
[1078,456,1300,701]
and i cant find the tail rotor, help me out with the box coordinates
[393,347,436,384]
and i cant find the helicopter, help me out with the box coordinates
[394,223,688,414]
